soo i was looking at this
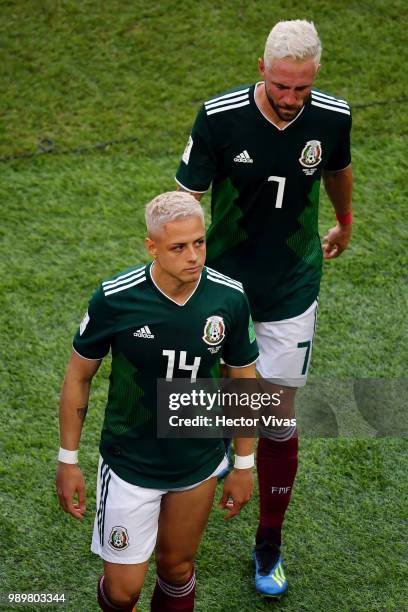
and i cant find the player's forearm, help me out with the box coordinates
[322,165,353,216]
[233,437,255,459]
[229,365,256,459]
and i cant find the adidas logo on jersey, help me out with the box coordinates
[234,150,253,163]
[133,325,154,339]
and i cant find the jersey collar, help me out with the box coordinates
[148,261,205,307]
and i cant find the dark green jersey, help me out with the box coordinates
[73,263,258,488]
[176,83,352,321]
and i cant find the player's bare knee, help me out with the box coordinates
[258,380,297,416]
[103,576,141,607]
[156,558,193,584]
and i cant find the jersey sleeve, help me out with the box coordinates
[222,293,259,368]
[175,105,218,193]
[324,111,352,171]
[72,285,114,359]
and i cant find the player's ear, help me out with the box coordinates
[258,57,265,76]
[145,236,157,259]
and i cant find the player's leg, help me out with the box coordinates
[253,382,297,597]
[253,298,318,596]
[91,457,163,610]
[152,476,217,611]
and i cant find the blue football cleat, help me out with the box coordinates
[253,542,288,597]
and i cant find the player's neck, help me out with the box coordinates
[255,82,291,129]
[151,262,200,305]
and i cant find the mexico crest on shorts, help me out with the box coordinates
[202,316,225,345]
[299,140,322,168]
[108,526,129,551]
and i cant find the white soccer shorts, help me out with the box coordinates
[91,454,228,564]
[254,299,319,388]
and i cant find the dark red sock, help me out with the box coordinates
[97,575,139,611]
[150,570,196,611]
[256,435,298,548]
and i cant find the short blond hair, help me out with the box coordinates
[145,191,204,235]
[264,20,322,69]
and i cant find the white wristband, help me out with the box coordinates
[234,453,255,469]
[58,447,79,464]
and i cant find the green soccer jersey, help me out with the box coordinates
[176,83,352,321]
[73,263,258,489]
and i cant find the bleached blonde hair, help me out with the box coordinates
[264,20,322,69]
[145,191,204,236]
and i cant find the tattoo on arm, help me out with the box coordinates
[77,405,88,422]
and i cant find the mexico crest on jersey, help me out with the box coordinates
[299,140,322,168]
[202,316,225,346]
[108,526,129,551]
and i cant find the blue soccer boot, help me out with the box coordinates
[253,541,288,597]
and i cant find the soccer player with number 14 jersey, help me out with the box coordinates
[56,192,258,611]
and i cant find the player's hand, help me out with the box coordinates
[322,222,352,259]
[218,468,254,520]
[56,463,86,520]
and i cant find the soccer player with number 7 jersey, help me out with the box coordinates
[175,20,353,597]
[56,191,259,611]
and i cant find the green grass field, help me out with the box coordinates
[1,1,407,610]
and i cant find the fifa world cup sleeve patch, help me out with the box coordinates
[182,135,193,165]
[79,310,90,336]
[248,315,256,343]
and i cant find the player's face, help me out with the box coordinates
[259,57,318,122]
[146,216,206,284]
